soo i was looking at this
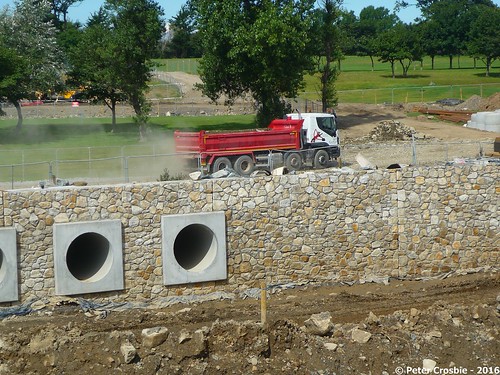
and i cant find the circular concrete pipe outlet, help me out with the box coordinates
[53,220,123,296]
[66,232,112,282]
[0,248,5,283]
[173,224,217,272]
[161,212,227,286]
[0,227,18,303]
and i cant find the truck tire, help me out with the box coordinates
[234,155,255,176]
[212,157,232,172]
[285,152,303,171]
[313,150,330,169]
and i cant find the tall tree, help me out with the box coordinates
[103,0,164,140]
[0,44,27,117]
[418,19,442,69]
[404,0,496,69]
[467,5,500,76]
[48,0,83,28]
[193,0,316,126]
[355,6,399,71]
[313,0,342,113]
[165,3,200,58]
[0,0,63,133]
[377,23,423,78]
[67,13,126,130]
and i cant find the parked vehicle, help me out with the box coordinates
[174,112,340,175]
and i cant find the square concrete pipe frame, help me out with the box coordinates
[53,220,124,296]
[0,227,18,303]
[161,211,227,286]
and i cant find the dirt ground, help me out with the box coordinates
[0,272,498,374]
[1,74,499,374]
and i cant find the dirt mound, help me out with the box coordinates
[451,93,500,112]
[365,120,431,142]
[481,92,500,111]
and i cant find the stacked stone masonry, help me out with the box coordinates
[0,165,498,305]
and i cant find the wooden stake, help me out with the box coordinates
[260,280,267,325]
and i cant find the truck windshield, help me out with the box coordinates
[316,117,337,137]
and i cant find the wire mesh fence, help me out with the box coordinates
[0,140,495,190]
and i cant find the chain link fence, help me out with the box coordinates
[0,140,495,190]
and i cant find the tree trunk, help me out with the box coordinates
[111,100,117,132]
[400,60,409,77]
[391,61,395,78]
[449,55,453,69]
[486,57,491,77]
[13,100,23,135]
[369,55,374,71]
[431,56,435,70]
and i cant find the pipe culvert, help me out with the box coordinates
[0,228,18,303]
[54,220,123,296]
[66,232,112,282]
[162,212,227,286]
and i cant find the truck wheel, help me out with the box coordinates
[313,150,330,169]
[285,152,303,171]
[234,155,255,176]
[212,157,232,172]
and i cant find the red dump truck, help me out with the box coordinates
[174,113,340,175]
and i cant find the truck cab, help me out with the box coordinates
[286,112,339,149]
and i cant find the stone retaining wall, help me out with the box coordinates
[0,164,498,306]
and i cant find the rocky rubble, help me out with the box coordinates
[366,120,430,142]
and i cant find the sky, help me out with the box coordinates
[0,0,425,24]
[0,0,498,24]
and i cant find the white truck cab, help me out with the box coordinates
[287,112,339,150]
[286,112,340,168]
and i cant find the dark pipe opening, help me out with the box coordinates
[173,224,214,270]
[67,233,110,281]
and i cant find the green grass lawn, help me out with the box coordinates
[153,56,500,103]
[0,115,256,159]
[302,56,500,103]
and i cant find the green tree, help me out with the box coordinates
[377,23,423,78]
[67,14,127,130]
[467,5,500,76]
[193,0,316,126]
[355,6,399,71]
[90,0,164,140]
[416,0,495,68]
[0,44,27,117]
[335,10,357,68]
[418,19,442,69]
[313,0,342,112]
[48,0,83,28]
[0,0,64,133]
[165,3,201,58]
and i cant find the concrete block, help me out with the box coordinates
[53,220,123,295]
[0,228,18,303]
[161,212,227,285]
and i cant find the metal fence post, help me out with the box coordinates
[412,134,417,165]
[123,156,129,183]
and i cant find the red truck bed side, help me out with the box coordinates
[174,119,304,155]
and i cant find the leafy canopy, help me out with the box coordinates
[193,0,316,126]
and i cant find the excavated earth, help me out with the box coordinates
[0,272,499,374]
[1,74,499,374]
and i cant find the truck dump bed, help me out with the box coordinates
[174,119,304,155]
